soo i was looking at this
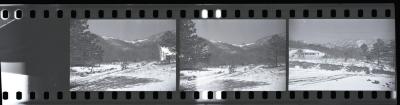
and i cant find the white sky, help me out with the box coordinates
[289,19,395,43]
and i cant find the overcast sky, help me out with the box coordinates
[87,20,175,41]
[289,19,395,44]
[192,19,286,45]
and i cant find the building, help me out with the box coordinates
[291,49,325,59]
[159,46,176,63]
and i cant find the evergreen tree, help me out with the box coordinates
[180,20,210,69]
[385,40,395,68]
[268,34,286,67]
[344,51,349,62]
[296,49,305,58]
[70,20,104,67]
[371,39,385,69]
[360,43,369,61]
[159,31,176,50]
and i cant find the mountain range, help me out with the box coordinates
[198,33,286,66]
[206,33,285,54]
[94,30,176,62]
[94,31,285,65]
[321,39,376,49]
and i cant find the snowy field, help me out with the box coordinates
[180,65,286,91]
[289,68,395,90]
[70,61,176,91]
[289,49,396,91]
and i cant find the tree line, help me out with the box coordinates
[290,39,395,69]
[360,39,395,69]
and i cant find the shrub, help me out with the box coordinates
[289,61,297,68]
[371,69,395,75]
[319,64,343,71]
[345,66,369,73]
[296,62,316,69]
[372,80,380,84]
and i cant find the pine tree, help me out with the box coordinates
[159,31,176,50]
[385,40,395,68]
[180,20,210,69]
[360,43,369,61]
[297,49,305,58]
[371,39,385,69]
[70,20,87,66]
[344,51,349,62]
[70,20,104,68]
[268,34,286,67]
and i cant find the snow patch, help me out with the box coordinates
[126,39,148,44]
[101,35,148,45]
[232,43,255,47]
[101,36,117,40]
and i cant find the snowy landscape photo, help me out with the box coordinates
[289,19,396,90]
[179,19,287,91]
[70,19,176,91]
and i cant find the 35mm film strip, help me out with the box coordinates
[0,4,397,105]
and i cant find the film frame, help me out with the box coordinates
[0,4,397,105]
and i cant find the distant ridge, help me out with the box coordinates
[94,30,176,62]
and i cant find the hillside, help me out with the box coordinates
[94,30,176,62]
[322,39,376,49]
[194,33,286,66]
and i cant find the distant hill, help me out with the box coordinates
[194,33,286,66]
[94,30,176,62]
[289,39,369,59]
[321,39,376,49]
[95,32,286,66]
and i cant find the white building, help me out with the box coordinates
[290,49,325,59]
[159,46,176,63]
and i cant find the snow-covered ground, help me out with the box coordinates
[289,48,395,72]
[289,67,395,90]
[180,65,286,91]
[289,48,396,91]
[70,61,176,91]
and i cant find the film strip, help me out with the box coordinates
[0,4,397,105]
